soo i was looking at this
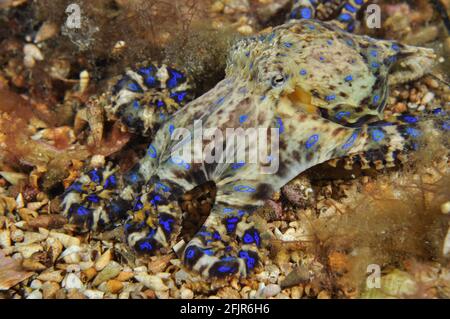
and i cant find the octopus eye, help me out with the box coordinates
[271,74,285,87]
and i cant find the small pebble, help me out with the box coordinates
[95,249,112,271]
[290,286,304,299]
[211,1,225,12]
[23,44,44,68]
[421,92,434,104]
[106,280,124,294]
[441,202,450,215]
[93,261,122,286]
[42,282,60,299]
[180,287,194,299]
[263,284,281,298]
[84,289,104,299]
[27,290,43,299]
[37,270,63,283]
[237,25,253,35]
[30,279,43,290]
[63,273,84,290]
[11,229,24,242]
[135,273,169,292]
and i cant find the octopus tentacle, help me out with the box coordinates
[182,203,261,278]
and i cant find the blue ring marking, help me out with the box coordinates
[371,129,385,142]
[87,194,100,203]
[243,233,253,244]
[215,97,225,106]
[260,95,267,101]
[239,114,248,124]
[126,171,140,184]
[221,256,236,262]
[216,264,237,274]
[127,82,142,92]
[75,205,91,216]
[290,8,300,19]
[144,76,156,87]
[171,156,191,169]
[307,24,315,30]
[432,108,443,115]
[335,111,351,120]
[225,217,239,233]
[284,42,293,48]
[275,117,285,133]
[319,56,325,61]
[305,134,319,149]
[400,115,418,124]
[68,181,82,193]
[133,100,140,109]
[237,210,246,217]
[233,185,256,193]
[138,241,153,252]
[344,3,357,13]
[392,43,400,51]
[338,13,352,22]
[231,161,246,170]
[223,207,235,213]
[300,69,307,76]
[406,127,421,137]
[267,33,276,42]
[168,124,175,135]
[238,87,248,94]
[346,39,354,46]
[185,247,195,259]
[242,229,261,246]
[203,249,214,256]
[88,169,101,184]
[167,69,184,89]
[327,39,333,45]
[147,144,157,158]
[150,194,162,206]
[156,100,165,108]
[325,94,336,102]
[371,62,380,68]
[138,66,153,74]
[443,121,450,131]
[197,231,212,238]
[300,7,312,19]
[155,182,170,192]
[387,56,397,64]
[170,91,188,103]
[342,131,359,150]
[212,231,221,241]
[344,75,353,82]
[372,94,380,105]
[133,197,143,211]
[245,51,250,57]
[158,215,174,234]
[370,50,378,57]
[238,251,257,271]
[113,77,128,94]
[355,0,364,4]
